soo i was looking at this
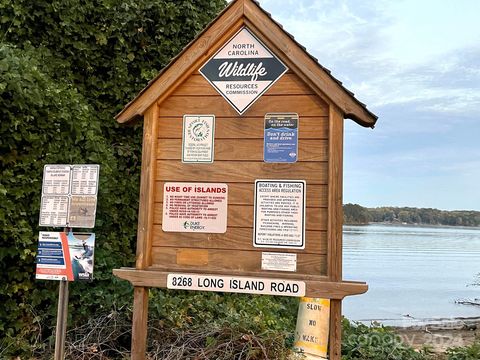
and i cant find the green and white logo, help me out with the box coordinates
[187,119,210,142]
[182,115,215,163]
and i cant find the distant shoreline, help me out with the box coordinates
[343,204,480,227]
[344,221,480,229]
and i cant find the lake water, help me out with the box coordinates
[342,224,480,326]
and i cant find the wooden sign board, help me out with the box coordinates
[113,0,377,359]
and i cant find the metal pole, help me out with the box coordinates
[54,228,70,360]
[54,279,69,360]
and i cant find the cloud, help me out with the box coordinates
[259,0,480,115]
[347,47,480,114]
[257,0,480,209]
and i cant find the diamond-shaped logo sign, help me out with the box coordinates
[199,27,288,115]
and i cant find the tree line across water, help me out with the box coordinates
[344,203,480,226]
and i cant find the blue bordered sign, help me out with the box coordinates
[199,27,288,114]
[264,113,298,163]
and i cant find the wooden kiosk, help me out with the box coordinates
[114,0,378,358]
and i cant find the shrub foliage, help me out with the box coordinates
[0,0,226,356]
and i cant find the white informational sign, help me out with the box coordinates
[39,196,70,227]
[199,27,288,114]
[253,180,306,249]
[42,165,71,195]
[261,252,297,272]
[167,273,305,297]
[68,196,97,228]
[162,182,228,233]
[36,232,68,281]
[182,115,215,163]
[71,165,100,195]
[39,164,99,228]
[36,231,96,281]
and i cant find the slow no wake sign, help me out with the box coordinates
[199,27,288,114]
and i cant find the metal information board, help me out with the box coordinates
[71,165,100,195]
[39,164,99,228]
[42,165,71,195]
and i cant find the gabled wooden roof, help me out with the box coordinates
[116,0,378,128]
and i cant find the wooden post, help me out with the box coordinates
[131,286,150,360]
[329,301,342,359]
[54,279,69,360]
[328,106,344,360]
[129,100,158,359]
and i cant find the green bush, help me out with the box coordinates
[149,290,298,333]
[1,0,226,357]
[341,319,431,360]
[0,42,134,355]
[446,341,480,360]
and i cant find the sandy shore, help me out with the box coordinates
[395,318,479,355]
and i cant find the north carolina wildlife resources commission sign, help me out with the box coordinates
[199,27,288,114]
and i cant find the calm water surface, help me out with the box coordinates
[342,224,480,326]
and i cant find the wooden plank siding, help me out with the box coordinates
[158,116,329,139]
[153,205,327,231]
[154,182,328,207]
[159,95,327,117]
[151,227,327,254]
[152,70,330,277]
[156,139,328,161]
[150,248,327,275]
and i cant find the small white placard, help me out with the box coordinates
[254,180,306,249]
[182,115,215,163]
[261,252,297,272]
[162,182,228,233]
[71,165,100,195]
[167,273,305,297]
[39,196,70,227]
[42,165,71,195]
[68,195,97,228]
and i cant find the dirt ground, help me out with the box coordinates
[395,319,479,357]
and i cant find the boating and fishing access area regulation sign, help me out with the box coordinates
[199,27,288,114]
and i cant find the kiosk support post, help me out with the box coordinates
[131,286,150,360]
[328,107,345,360]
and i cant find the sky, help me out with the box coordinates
[256,0,480,211]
